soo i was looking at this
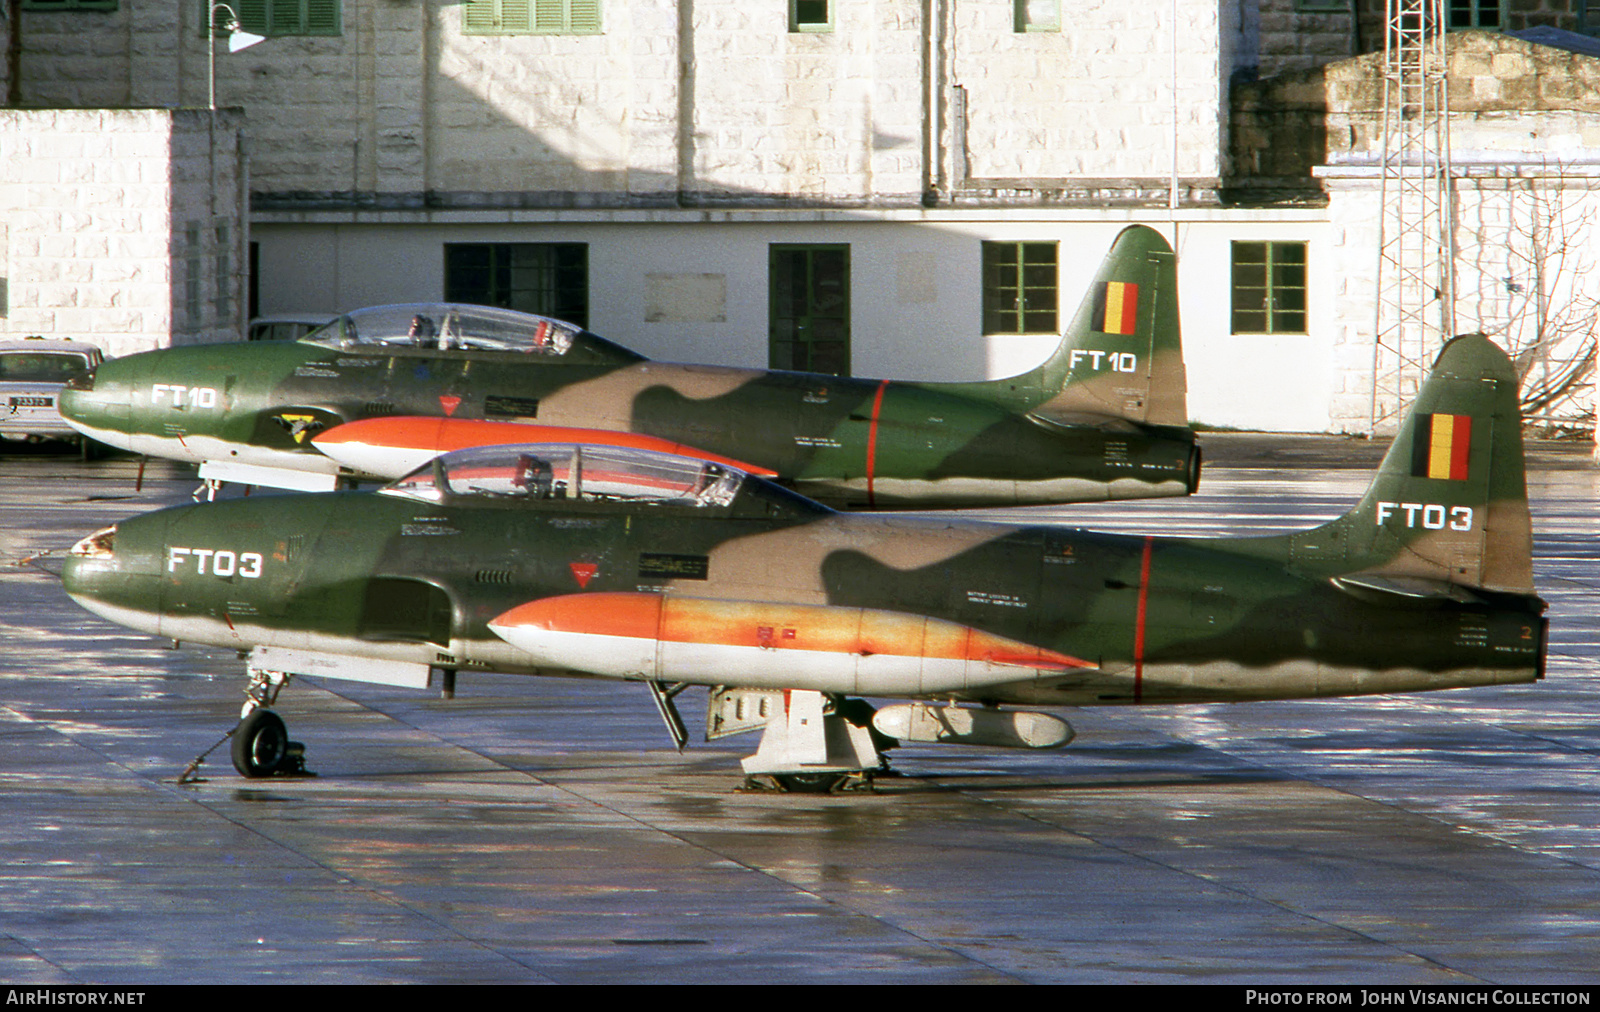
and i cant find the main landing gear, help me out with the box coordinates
[177,667,309,783]
[731,690,893,794]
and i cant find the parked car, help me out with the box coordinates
[0,337,105,453]
[247,314,336,342]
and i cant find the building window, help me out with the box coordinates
[185,222,203,331]
[463,0,601,35]
[790,0,832,33]
[1447,0,1501,28]
[205,0,341,37]
[214,222,232,320]
[770,245,850,376]
[444,244,590,330]
[1014,0,1060,32]
[1293,0,1348,12]
[982,242,1058,335]
[1230,241,1308,334]
[22,0,117,10]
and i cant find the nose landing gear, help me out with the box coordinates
[230,708,308,778]
[176,667,311,783]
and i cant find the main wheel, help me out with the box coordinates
[773,772,845,794]
[231,709,289,778]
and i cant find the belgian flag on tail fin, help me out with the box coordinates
[1411,413,1473,481]
[1092,282,1140,335]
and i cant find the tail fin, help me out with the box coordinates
[1290,334,1534,595]
[1023,224,1187,427]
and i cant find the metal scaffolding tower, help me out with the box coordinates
[1371,0,1456,433]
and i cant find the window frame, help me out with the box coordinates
[981,241,1059,336]
[443,243,591,330]
[789,0,833,34]
[768,243,851,376]
[1014,0,1062,32]
[1229,240,1309,335]
[1446,0,1502,29]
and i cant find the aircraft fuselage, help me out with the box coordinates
[63,480,1543,708]
[61,340,1198,507]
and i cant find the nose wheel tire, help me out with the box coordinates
[231,709,296,778]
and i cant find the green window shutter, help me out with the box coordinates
[466,0,599,34]
[22,0,120,11]
[304,0,341,35]
[463,0,500,33]
[501,0,533,31]
[231,0,269,34]
[223,0,339,36]
[569,0,601,32]
[534,0,564,30]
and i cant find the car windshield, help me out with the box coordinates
[305,304,582,355]
[382,444,745,508]
[0,352,94,383]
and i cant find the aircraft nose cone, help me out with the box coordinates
[57,354,141,450]
[61,525,117,602]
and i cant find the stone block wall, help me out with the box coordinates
[0,108,247,358]
[11,0,1244,208]
[950,0,1236,185]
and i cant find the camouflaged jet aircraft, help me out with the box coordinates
[59,225,1199,509]
[61,334,1544,790]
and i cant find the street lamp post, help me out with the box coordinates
[203,4,265,344]
[208,3,266,111]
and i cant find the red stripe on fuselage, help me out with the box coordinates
[865,380,889,508]
[1133,536,1153,703]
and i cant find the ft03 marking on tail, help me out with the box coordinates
[1375,502,1473,530]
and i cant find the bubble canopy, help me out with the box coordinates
[303,303,641,363]
[380,443,832,518]
[378,442,742,505]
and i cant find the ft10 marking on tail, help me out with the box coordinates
[1068,350,1139,372]
[1375,501,1473,531]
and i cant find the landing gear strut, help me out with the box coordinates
[737,690,891,794]
[176,667,310,783]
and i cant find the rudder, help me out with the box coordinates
[1306,334,1534,594]
[1028,224,1187,427]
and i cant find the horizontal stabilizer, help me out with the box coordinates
[1330,572,1488,605]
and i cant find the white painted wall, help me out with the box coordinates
[253,212,1344,432]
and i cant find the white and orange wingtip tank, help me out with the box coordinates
[487,592,1094,696]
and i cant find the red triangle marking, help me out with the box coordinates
[440,395,461,416]
[570,562,598,588]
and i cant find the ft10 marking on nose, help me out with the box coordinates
[151,384,219,408]
[167,547,264,578]
[1375,501,1474,531]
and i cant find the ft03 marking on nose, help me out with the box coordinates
[167,547,264,578]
